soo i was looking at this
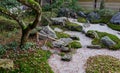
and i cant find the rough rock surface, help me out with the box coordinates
[110,12,120,24]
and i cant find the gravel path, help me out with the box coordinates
[48,22,120,73]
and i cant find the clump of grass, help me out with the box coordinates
[86,55,120,73]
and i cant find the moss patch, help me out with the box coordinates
[86,55,120,73]
[78,17,87,23]
[90,30,120,50]
[68,41,82,49]
[65,21,83,32]
[56,32,70,39]
[0,49,53,73]
[107,23,120,31]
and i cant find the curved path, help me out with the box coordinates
[48,21,120,73]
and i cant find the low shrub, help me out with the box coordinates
[86,55,120,73]
[0,45,6,57]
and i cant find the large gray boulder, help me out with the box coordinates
[110,12,120,24]
[39,26,57,39]
[52,38,73,48]
[87,12,100,21]
[101,36,116,48]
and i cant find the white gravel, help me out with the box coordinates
[48,21,120,73]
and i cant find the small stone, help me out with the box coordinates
[99,23,105,26]
[61,54,72,61]
[87,45,101,49]
[61,46,70,52]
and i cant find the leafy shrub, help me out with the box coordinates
[86,55,120,73]
[6,41,18,50]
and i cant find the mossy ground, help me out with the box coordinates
[77,17,87,23]
[89,31,120,50]
[0,49,53,73]
[86,55,120,73]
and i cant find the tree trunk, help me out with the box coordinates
[94,0,97,10]
[20,29,30,47]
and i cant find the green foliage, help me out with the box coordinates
[0,0,20,9]
[0,16,19,31]
[98,9,116,17]
[0,49,53,73]
[91,30,120,50]
[6,41,18,50]
[68,41,82,49]
[56,32,70,39]
[21,42,36,50]
[65,21,83,32]
[107,23,120,31]
[77,17,87,23]
[86,55,120,73]
[0,45,6,57]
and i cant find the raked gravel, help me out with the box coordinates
[48,20,120,73]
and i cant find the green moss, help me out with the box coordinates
[0,16,19,31]
[65,21,83,32]
[91,16,112,24]
[86,55,120,73]
[68,41,82,49]
[0,49,54,73]
[107,23,120,31]
[78,17,87,23]
[56,32,70,39]
[91,30,120,50]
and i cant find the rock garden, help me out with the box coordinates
[0,0,120,73]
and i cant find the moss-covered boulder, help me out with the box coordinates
[68,41,82,49]
[65,21,83,32]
